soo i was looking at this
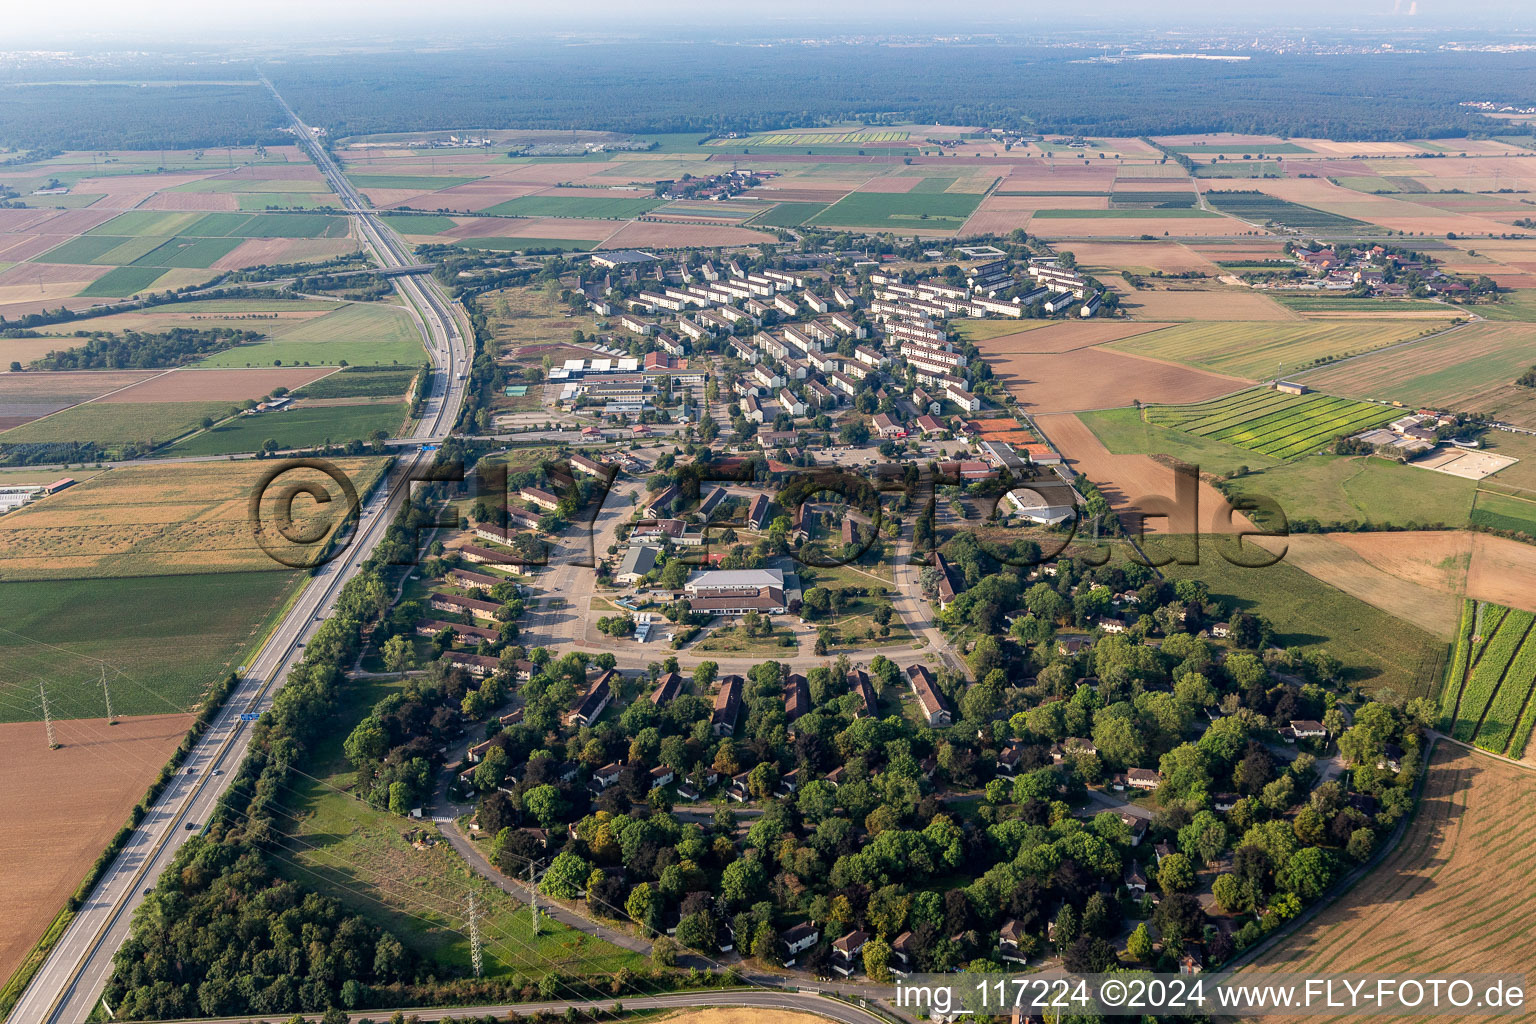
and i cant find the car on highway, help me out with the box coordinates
[185,822,198,831]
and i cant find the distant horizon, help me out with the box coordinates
[5,0,1536,50]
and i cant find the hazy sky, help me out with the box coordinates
[7,0,1533,46]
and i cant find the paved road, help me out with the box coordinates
[5,79,473,1024]
[134,989,901,1024]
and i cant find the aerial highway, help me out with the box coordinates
[5,81,472,1024]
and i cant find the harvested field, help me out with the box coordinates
[0,262,112,305]
[1112,286,1298,321]
[598,221,777,249]
[0,713,192,986]
[990,346,1247,414]
[1027,213,1257,237]
[1035,412,1249,535]
[1296,322,1536,426]
[1110,318,1454,380]
[972,319,1175,354]
[652,1011,832,1024]
[0,370,158,428]
[0,458,388,579]
[961,194,1104,235]
[1247,744,1536,1016]
[1250,534,1462,638]
[1066,240,1218,274]
[94,366,335,403]
[1466,533,1536,615]
[446,217,616,242]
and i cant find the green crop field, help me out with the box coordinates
[1471,618,1536,755]
[192,302,426,367]
[166,401,407,455]
[1109,319,1450,379]
[0,400,232,448]
[74,266,171,297]
[129,236,245,268]
[236,193,338,211]
[276,672,644,978]
[344,174,481,191]
[1438,600,1477,727]
[1030,208,1217,219]
[1222,454,1477,531]
[1297,323,1536,413]
[0,571,299,723]
[1079,405,1283,477]
[450,236,598,252]
[1204,190,1371,231]
[292,367,419,400]
[1449,608,1535,743]
[1273,295,1453,313]
[749,202,831,227]
[809,189,985,229]
[32,234,126,264]
[1171,143,1311,154]
[1109,191,1197,208]
[1143,387,1395,459]
[741,130,911,145]
[1470,490,1536,537]
[1159,543,1448,698]
[1193,162,1283,178]
[86,210,349,240]
[481,195,665,220]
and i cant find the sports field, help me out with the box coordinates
[1109,319,1452,379]
[1143,387,1396,459]
[0,571,299,722]
[0,458,388,579]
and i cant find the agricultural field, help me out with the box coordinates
[0,458,388,579]
[165,400,407,456]
[1247,744,1536,1005]
[291,366,420,400]
[1079,405,1283,478]
[276,673,643,979]
[0,399,234,449]
[482,194,665,220]
[1159,541,1449,698]
[1469,489,1536,538]
[1202,189,1372,232]
[0,713,192,987]
[1143,387,1395,459]
[0,570,300,722]
[736,130,911,146]
[809,188,985,230]
[1296,322,1536,428]
[1108,319,1454,380]
[1441,602,1536,755]
[747,202,830,227]
[1220,453,1478,531]
[451,236,598,253]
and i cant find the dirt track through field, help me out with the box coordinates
[0,713,191,984]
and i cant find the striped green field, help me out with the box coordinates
[1442,603,1536,753]
[748,202,831,228]
[1438,600,1477,728]
[1108,320,1452,379]
[1143,387,1395,459]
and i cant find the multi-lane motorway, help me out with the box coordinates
[5,81,472,1024]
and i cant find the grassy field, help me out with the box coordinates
[276,673,643,978]
[1203,190,1372,232]
[748,202,830,227]
[1078,405,1284,477]
[1110,319,1452,379]
[0,400,232,447]
[1470,489,1536,537]
[292,367,420,400]
[0,570,298,722]
[0,458,389,580]
[1159,540,1449,698]
[190,302,426,367]
[1222,454,1477,530]
[482,195,665,220]
[378,214,460,235]
[166,401,406,455]
[1143,387,1395,459]
[1272,295,1455,313]
[85,211,349,240]
[74,266,170,298]
[236,193,338,211]
[1193,162,1283,178]
[809,188,985,229]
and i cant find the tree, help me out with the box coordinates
[474,745,509,791]
[1212,873,1246,913]
[541,851,591,899]
[1277,846,1336,901]
[382,635,414,674]
[862,937,893,982]
[524,784,566,828]
[720,858,766,907]
[1158,852,1196,894]
[1127,922,1154,963]
[388,781,411,816]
